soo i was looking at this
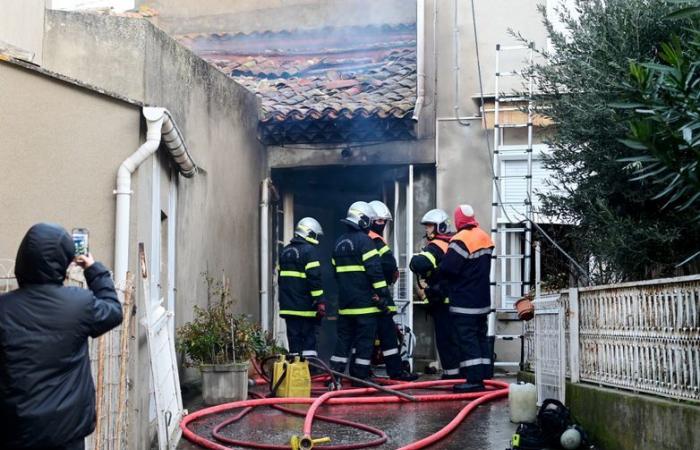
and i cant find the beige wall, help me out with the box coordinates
[0,61,140,269]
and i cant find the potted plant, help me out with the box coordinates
[177,274,256,405]
[514,292,535,321]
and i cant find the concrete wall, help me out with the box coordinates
[142,0,414,35]
[519,371,700,450]
[0,61,140,268]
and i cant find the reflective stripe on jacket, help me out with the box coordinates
[368,230,398,308]
[333,226,390,315]
[278,236,325,317]
[410,236,451,304]
[439,227,494,313]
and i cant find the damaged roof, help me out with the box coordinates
[176,24,417,145]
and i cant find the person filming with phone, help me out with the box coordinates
[0,223,123,450]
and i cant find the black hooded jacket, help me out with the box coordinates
[0,223,123,449]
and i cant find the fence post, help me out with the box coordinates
[569,287,580,383]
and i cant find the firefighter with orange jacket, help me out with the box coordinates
[368,200,418,381]
[409,209,461,379]
[439,204,495,392]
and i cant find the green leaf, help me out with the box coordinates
[667,6,700,19]
[618,139,651,150]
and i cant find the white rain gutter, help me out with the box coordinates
[113,106,196,290]
[260,178,271,332]
[412,0,425,122]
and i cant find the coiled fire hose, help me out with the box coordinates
[181,357,509,450]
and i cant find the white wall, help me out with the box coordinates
[48,0,134,12]
[0,0,45,63]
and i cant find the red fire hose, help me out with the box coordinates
[180,378,509,450]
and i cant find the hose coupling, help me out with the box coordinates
[290,434,331,450]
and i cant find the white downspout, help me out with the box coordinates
[260,178,270,332]
[113,107,166,290]
[412,0,425,122]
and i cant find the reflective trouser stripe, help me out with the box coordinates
[305,261,321,270]
[280,270,306,278]
[383,348,399,356]
[481,358,491,364]
[310,290,324,297]
[372,280,388,289]
[388,305,398,312]
[443,368,460,375]
[336,265,365,273]
[302,350,318,357]
[460,358,483,368]
[280,310,316,317]
[362,249,379,261]
[449,306,491,315]
[331,356,348,363]
[339,307,381,315]
[354,358,371,366]
[378,245,391,256]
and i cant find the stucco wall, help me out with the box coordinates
[0,62,140,269]
[0,0,45,64]
[38,10,265,448]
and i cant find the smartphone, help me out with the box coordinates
[72,228,90,256]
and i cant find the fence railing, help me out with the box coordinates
[527,275,700,403]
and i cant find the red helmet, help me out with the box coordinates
[454,204,479,230]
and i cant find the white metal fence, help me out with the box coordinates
[533,294,566,405]
[527,275,700,403]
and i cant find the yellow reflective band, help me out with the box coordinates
[279,310,317,317]
[378,245,391,256]
[420,251,437,269]
[388,305,398,312]
[362,249,379,261]
[339,307,382,315]
[336,265,366,273]
[304,236,319,245]
[280,270,306,278]
[331,258,336,266]
[372,280,388,289]
[310,290,324,297]
[305,261,321,270]
[444,298,450,304]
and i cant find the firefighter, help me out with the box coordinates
[330,201,392,383]
[409,208,461,379]
[368,200,418,381]
[278,217,326,358]
[439,204,495,392]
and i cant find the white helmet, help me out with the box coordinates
[295,217,323,242]
[421,208,451,234]
[369,200,392,221]
[343,201,374,230]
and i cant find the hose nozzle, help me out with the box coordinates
[291,434,331,450]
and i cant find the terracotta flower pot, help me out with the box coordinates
[514,296,535,321]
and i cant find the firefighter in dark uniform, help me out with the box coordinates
[409,208,461,379]
[330,201,392,382]
[368,200,418,381]
[278,217,326,358]
[439,204,495,392]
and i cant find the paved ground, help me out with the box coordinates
[177,376,517,450]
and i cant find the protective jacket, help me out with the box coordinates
[439,226,494,314]
[409,235,451,305]
[278,236,325,318]
[0,223,123,449]
[368,230,398,312]
[333,224,390,315]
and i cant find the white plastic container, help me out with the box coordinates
[509,382,538,423]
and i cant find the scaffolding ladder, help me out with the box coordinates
[488,42,535,371]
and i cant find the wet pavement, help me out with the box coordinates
[177,378,517,450]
